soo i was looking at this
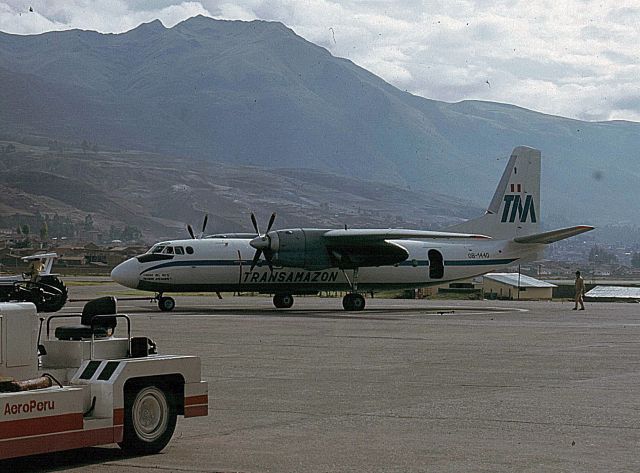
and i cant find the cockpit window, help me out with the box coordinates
[151,245,165,254]
[175,246,185,255]
[165,246,174,254]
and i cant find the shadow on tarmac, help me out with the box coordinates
[0,447,136,472]
[122,305,517,321]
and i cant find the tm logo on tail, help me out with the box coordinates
[501,195,537,223]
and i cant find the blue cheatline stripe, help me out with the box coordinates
[140,257,516,275]
[141,259,245,275]
[445,258,518,266]
[398,260,429,267]
[140,259,432,275]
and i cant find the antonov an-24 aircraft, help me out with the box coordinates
[111,146,593,311]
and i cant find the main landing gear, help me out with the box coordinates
[341,268,366,311]
[342,293,365,311]
[273,293,294,309]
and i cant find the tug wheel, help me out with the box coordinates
[119,384,177,454]
[158,296,175,312]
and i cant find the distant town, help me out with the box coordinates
[0,219,146,275]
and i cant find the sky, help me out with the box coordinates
[1,1,639,122]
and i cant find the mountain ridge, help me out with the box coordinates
[1,15,639,228]
[0,139,479,241]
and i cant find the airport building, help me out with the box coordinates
[585,285,640,302]
[482,273,556,300]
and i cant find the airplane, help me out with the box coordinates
[111,146,593,311]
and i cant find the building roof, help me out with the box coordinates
[586,286,640,300]
[483,273,557,288]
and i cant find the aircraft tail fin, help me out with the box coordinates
[447,146,541,240]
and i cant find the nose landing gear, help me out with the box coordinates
[157,294,176,312]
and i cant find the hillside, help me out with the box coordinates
[0,140,478,241]
[0,16,639,227]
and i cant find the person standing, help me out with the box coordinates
[573,270,585,310]
[27,258,44,283]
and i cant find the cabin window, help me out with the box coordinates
[428,249,444,279]
[186,246,194,255]
[175,246,185,255]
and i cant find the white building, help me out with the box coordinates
[483,273,557,300]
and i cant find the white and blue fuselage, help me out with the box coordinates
[111,236,540,294]
[110,146,593,311]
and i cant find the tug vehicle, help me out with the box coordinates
[0,297,207,460]
[0,253,68,312]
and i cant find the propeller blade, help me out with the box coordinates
[264,249,274,272]
[201,214,209,236]
[250,213,259,234]
[249,249,262,272]
[187,224,195,239]
[237,250,243,294]
[249,213,276,272]
[266,212,277,233]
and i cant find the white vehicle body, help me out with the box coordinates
[0,301,207,460]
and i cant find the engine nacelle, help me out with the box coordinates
[269,229,334,270]
[263,229,410,270]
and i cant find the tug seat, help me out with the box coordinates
[55,296,118,340]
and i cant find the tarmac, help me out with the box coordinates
[4,281,640,472]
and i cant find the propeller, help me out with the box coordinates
[186,214,209,239]
[249,212,276,271]
[199,214,209,239]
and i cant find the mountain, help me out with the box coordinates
[0,141,478,241]
[0,15,639,228]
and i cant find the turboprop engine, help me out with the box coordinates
[250,227,410,271]
[247,213,412,271]
[251,228,333,270]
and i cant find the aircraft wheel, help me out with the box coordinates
[118,383,177,454]
[273,293,294,309]
[158,296,175,312]
[342,293,365,311]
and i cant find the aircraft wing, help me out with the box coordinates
[319,229,490,268]
[513,225,594,244]
[322,229,491,243]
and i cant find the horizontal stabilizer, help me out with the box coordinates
[513,225,594,244]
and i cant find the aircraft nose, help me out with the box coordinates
[111,258,140,289]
